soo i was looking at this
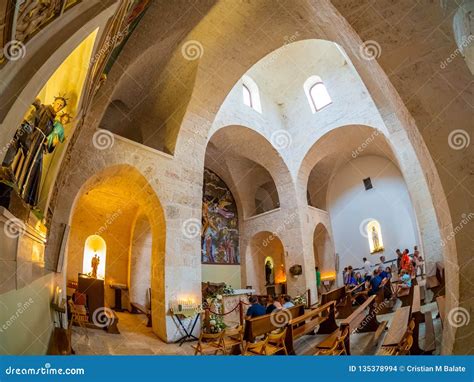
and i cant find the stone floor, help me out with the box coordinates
[72,284,442,356]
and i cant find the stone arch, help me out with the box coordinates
[47,3,460,352]
[64,164,167,340]
[205,125,288,218]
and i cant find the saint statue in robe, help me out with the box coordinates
[371,226,381,252]
[1,95,67,207]
[91,254,100,278]
[265,260,274,285]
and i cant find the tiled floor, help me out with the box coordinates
[72,284,442,356]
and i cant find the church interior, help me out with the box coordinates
[0,0,472,357]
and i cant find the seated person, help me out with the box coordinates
[395,270,412,294]
[367,269,385,297]
[245,296,266,319]
[281,295,294,309]
[384,266,392,280]
[265,295,282,314]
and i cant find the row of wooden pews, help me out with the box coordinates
[315,295,387,355]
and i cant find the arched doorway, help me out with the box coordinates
[313,224,336,287]
[66,164,166,340]
[246,231,287,296]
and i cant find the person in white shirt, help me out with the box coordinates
[363,257,372,278]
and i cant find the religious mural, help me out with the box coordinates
[201,169,239,265]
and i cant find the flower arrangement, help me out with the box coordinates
[208,313,226,333]
[293,294,307,306]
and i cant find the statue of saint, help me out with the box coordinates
[265,260,273,285]
[1,95,67,207]
[91,254,100,279]
[371,226,381,251]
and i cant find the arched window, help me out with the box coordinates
[366,220,384,254]
[304,75,332,113]
[83,235,107,279]
[242,83,252,108]
[241,75,262,113]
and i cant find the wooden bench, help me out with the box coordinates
[426,262,445,302]
[398,282,414,307]
[410,285,435,355]
[130,302,152,327]
[374,279,394,315]
[243,304,305,342]
[436,295,445,328]
[285,301,337,354]
[320,286,348,318]
[378,306,410,353]
[315,295,387,355]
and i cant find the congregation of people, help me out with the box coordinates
[245,295,295,319]
[341,246,424,302]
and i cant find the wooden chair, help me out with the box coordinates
[315,327,349,355]
[265,328,288,355]
[193,331,226,355]
[68,299,88,339]
[243,336,269,355]
[223,325,244,354]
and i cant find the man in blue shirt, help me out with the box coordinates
[245,296,266,319]
[368,269,383,296]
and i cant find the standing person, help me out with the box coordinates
[342,267,349,285]
[315,267,321,293]
[363,257,372,279]
[395,249,403,273]
[413,246,424,278]
[400,249,413,274]
[378,255,386,271]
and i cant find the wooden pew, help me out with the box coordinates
[315,295,387,355]
[374,279,394,315]
[376,306,410,354]
[285,301,337,354]
[398,283,414,307]
[410,285,435,355]
[436,295,445,328]
[320,285,354,319]
[426,262,445,302]
[243,304,305,342]
[130,288,152,327]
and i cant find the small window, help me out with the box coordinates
[304,76,332,113]
[242,83,252,108]
[241,75,262,113]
